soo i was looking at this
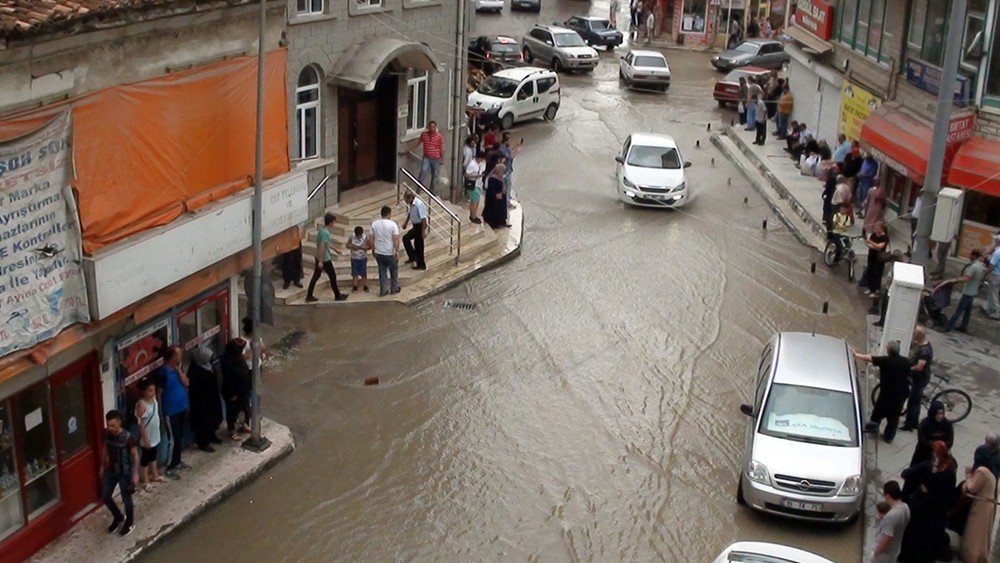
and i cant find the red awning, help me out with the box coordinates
[860,108,932,183]
[948,137,1000,197]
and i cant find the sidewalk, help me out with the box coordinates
[31,418,294,562]
[862,316,1000,562]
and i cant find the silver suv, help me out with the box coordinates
[736,332,864,523]
[521,25,599,73]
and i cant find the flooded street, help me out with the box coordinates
[148,2,867,561]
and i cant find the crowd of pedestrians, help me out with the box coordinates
[463,126,520,229]
[854,327,998,562]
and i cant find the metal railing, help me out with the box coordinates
[307,173,332,210]
[397,167,461,266]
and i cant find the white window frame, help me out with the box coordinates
[406,72,429,134]
[296,0,323,16]
[356,0,383,7]
[296,67,320,160]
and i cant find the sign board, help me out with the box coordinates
[793,0,834,40]
[839,82,881,141]
[0,113,90,356]
[958,219,996,259]
[905,58,973,105]
[946,114,975,144]
[84,172,308,320]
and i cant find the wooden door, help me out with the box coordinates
[51,355,101,526]
[338,105,353,186]
[355,100,379,183]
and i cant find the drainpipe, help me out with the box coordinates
[450,0,467,203]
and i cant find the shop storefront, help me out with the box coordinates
[859,106,974,214]
[672,0,718,47]
[948,136,1000,257]
[0,354,103,562]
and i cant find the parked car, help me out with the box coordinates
[562,16,623,50]
[511,0,541,11]
[521,24,599,73]
[474,0,503,13]
[469,35,523,75]
[712,39,790,71]
[713,542,834,563]
[712,66,772,108]
[466,67,561,130]
[618,50,671,91]
[736,332,864,523]
[614,133,691,208]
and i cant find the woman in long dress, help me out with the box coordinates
[899,441,958,563]
[960,464,997,562]
[482,163,509,229]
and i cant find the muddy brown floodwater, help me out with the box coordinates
[147,4,868,562]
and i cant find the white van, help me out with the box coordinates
[467,67,560,130]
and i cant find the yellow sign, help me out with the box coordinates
[839,82,881,141]
[958,220,997,259]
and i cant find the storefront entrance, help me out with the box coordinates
[336,75,397,190]
[0,354,102,561]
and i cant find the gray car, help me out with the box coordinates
[511,0,540,11]
[521,24,599,73]
[712,39,790,71]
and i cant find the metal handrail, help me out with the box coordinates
[397,167,461,265]
[308,174,332,210]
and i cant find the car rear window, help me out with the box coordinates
[758,384,859,447]
[634,56,667,68]
[536,77,557,93]
[590,20,610,30]
[492,42,520,54]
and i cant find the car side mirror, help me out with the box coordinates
[546,41,554,46]
[739,404,754,416]
[615,155,624,164]
[684,161,692,168]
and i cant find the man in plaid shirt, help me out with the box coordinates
[410,121,445,192]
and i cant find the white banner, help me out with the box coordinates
[0,112,89,356]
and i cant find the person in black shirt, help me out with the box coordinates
[101,410,139,536]
[902,327,933,431]
[862,222,890,295]
[854,341,911,443]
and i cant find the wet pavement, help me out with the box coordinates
[145,2,868,561]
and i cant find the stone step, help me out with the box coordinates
[301,224,488,270]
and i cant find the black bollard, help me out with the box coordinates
[731,119,735,127]
[743,196,748,204]
[727,177,732,186]
[762,219,768,230]
[696,140,701,148]
[711,157,715,165]
[822,301,829,314]
[707,123,711,132]
[811,262,816,274]
[364,377,380,386]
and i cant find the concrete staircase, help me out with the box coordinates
[275,182,500,304]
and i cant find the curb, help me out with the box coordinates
[122,427,295,562]
[709,132,813,249]
[861,316,880,562]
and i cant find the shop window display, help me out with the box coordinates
[17,383,59,520]
[681,0,708,33]
[0,401,22,542]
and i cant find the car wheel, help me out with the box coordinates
[736,479,747,505]
[717,99,726,107]
[522,47,532,63]
[544,103,558,121]
[606,45,614,52]
[500,113,514,130]
[618,68,625,82]
[781,60,789,72]
[552,58,562,72]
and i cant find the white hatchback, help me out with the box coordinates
[713,542,834,563]
[614,133,691,208]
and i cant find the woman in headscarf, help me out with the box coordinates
[899,441,958,563]
[221,338,253,441]
[482,163,510,229]
[911,401,954,466]
[187,343,223,452]
[959,452,998,562]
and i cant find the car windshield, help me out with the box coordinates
[590,20,610,30]
[477,76,519,98]
[759,384,859,447]
[626,145,682,169]
[735,43,760,55]
[492,41,519,54]
[634,56,667,68]
[553,33,586,47]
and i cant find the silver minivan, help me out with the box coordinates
[737,332,864,523]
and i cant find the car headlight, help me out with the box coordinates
[838,475,862,497]
[622,176,635,188]
[488,102,502,111]
[673,182,685,192]
[746,460,770,485]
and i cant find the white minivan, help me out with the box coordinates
[467,67,560,130]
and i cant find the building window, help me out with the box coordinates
[681,0,708,33]
[836,0,890,61]
[987,10,1000,101]
[356,0,383,6]
[906,0,950,67]
[407,72,428,134]
[296,66,320,160]
[905,0,983,102]
[296,0,322,16]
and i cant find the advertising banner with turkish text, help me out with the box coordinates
[0,112,90,356]
[838,82,881,141]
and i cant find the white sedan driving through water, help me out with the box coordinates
[614,133,691,208]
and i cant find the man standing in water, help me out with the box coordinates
[101,410,139,536]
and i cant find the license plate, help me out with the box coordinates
[783,499,822,512]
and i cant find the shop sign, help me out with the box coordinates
[0,113,90,356]
[839,82,881,141]
[947,114,975,144]
[793,0,834,40]
[868,146,913,180]
[904,58,973,105]
[958,220,995,259]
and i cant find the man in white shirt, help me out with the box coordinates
[462,134,477,169]
[402,191,429,270]
[370,205,402,296]
[465,151,487,224]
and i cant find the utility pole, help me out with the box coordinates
[244,0,270,453]
[912,0,967,270]
[450,1,468,204]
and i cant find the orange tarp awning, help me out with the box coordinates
[948,137,1000,197]
[0,50,290,253]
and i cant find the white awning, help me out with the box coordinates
[329,38,440,92]
[785,26,833,55]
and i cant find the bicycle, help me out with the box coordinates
[823,233,863,282]
[870,373,973,423]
